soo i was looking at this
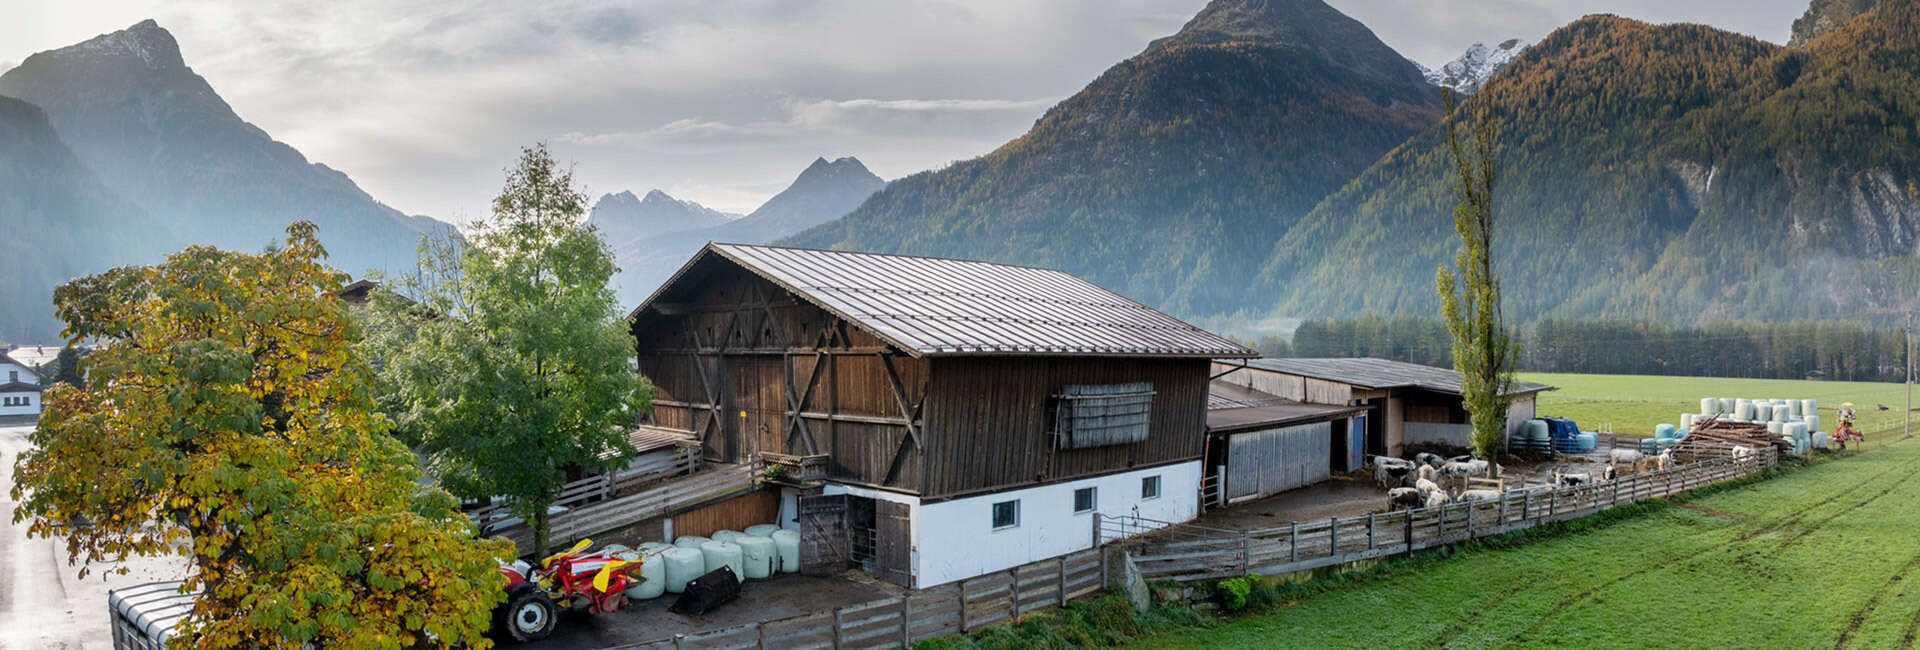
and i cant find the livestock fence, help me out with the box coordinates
[609,549,1105,650]
[1106,448,1780,582]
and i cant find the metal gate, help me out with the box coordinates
[1225,421,1332,501]
[796,494,850,575]
[874,500,913,587]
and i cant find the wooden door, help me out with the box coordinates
[874,500,913,587]
[796,494,850,576]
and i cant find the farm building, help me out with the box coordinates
[629,243,1255,588]
[1203,380,1368,505]
[1210,358,1553,459]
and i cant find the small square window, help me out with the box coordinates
[991,500,1019,529]
[1142,475,1161,500]
[1073,487,1097,514]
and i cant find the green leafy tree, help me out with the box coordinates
[364,144,652,555]
[10,222,512,648]
[1435,94,1521,459]
[50,345,83,387]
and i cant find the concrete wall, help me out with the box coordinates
[828,462,1200,588]
[1505,394,1538,439]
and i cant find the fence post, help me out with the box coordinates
[1289,522,1299,562]
[1466,501,1475,537]
[1328,517,1340,558]
[1404,510,1415,552]
[959,579,970,633]
[1009,569,1020,623]
[1092,512,1101,547]
[832,606,844,649]
[1497,494,1507,527]
[1524,491,1534,522]
[1368,513,1377,549]
[1057,556,1069,606]
[1548,489,1557,519]
[757,621,767,649]
[675,634,686,650]
[1240,531,1252,572]
[901,596,913,648]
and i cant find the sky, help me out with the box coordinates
[0,0,1810,226]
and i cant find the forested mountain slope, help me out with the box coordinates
[784,0,1442,316]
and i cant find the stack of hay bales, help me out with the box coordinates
[1682,396,1823,456]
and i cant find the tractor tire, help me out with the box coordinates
[497,587,557,642]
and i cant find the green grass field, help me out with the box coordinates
[1135,426,1920,649]
[1522,372,1913,437]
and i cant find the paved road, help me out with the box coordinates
[0,423,187,649]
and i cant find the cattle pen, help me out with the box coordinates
[1103,448,1779,582]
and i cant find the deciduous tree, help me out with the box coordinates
[1436,93,1521,459]
[10,222,512,647]
[364,144,652,556]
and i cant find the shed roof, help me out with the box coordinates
[1236,357,1553,397]
[1207,401,1366,435]
[634,243,1256,358]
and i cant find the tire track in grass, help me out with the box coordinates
[1499,452,1918,649]
[1835,551,1920,649]
[1901,602,1920,649]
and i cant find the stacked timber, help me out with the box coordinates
[1673,416,1790,458]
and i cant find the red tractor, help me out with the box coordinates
[495,539,644,642]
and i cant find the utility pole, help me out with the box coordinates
[1907,312,1913,441]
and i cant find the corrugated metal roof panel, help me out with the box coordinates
[1240,357,1554,396]
[646,243,1255,358]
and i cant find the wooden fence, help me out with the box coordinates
[1111,449,1779,581]
[608,550,1105,649]
[470,445,702,534]
[498,461,757,553]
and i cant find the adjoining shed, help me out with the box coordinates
[1210,358,1554,458]
[1204,385,1366,506]
[630,243,1255,588]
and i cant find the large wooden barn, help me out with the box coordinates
[630,243,1254,587]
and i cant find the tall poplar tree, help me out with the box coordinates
[1436,93,1521,459]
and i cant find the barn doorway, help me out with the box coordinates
[795,492,914,587]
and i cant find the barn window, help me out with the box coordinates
[1141,475,1161,500]
[991,500,1020,530]
[1051,383,1154,449]
[1073,487,1097,514]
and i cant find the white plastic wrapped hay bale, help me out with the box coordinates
[737,536,777,579]
[674,535,710,549]
[1807,414,1821,436]
[1755,403,1773,422]
[628,553,668,600]
[772,530,801,573]
[711,529,743,543]
[1804,399,1818,417]
[744,523,782,538]
[1735,399,1753,420]
[700,540,744,578]
[1767,421,1782,434]
[663,547,705,593]
[1700,398,1718,415]
[1786,400,1802,417]
[1681,414,1696,429]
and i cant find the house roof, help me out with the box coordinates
[633,243,1257,359]
[1235,357,1553,397]
[0,381,42,393]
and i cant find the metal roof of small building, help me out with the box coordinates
[1236,357,1553,396]
[636,243,1257,359]
[1207,401,1367,434]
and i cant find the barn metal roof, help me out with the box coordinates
[1207,401,1367,434]
[1237,357,1553,397]
[637,243,1256,358]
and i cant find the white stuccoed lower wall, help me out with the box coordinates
[0,390,39,417]
[829,461,1200,588]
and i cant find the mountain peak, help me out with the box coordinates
[60,19,184,71]
[1791,0,1882,46]
[1149,0,1424,84]
[1424,38,1528,94]
[641,188,675,202]
[794,156,877,185]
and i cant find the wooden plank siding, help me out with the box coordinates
[920,357,1208,498]
[634,255,1213,500]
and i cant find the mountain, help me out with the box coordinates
[0,20,456,281]
[1420,39,1528,94]
[588,189,738,250]
[1256,4,1920,326]
[1792,0,1883,45]
[609,156,884,306]
[785,0,1443,317]
[0,96,175,341]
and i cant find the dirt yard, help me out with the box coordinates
[522,569,902,648]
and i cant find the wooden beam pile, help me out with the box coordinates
[1677,416,1790,456]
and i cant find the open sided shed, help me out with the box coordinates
[1211,358,1553,457]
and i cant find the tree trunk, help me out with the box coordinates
[533,506,552,558]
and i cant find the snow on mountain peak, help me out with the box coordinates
[1424,38,1527,95]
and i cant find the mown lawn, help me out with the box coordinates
[1134,428,1920,649]
[1521,372,1913,437]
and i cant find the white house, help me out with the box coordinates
[0,348,43,417]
